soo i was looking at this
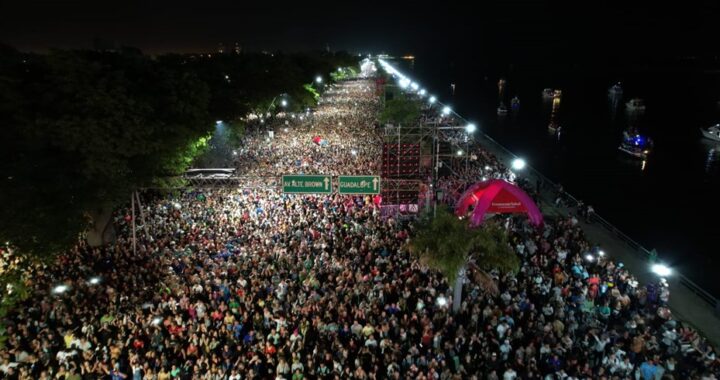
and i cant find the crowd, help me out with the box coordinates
[0,78,718,380]
[232,81,381,177]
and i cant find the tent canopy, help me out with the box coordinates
[454,179,543,227]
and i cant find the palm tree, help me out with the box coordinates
[409,207,519,313]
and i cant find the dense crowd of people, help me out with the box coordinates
[0,77,718,380]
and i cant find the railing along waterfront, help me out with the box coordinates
[477,132,720,311]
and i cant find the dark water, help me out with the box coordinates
[399,57,720,296]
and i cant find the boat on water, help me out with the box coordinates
[701,123,720,142]
[618,130,652,158]
[625,98,646,112]
[497,102,508,115]
[511,96,520,110]
[542,88,555,98]
[608,83,623,96]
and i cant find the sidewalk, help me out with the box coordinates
[476,133,720,348]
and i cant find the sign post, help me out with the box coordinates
[282,175,332,194]
[338,176,381,195]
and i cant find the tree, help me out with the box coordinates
[0,48,212,256]
[194,121,245,168]
[409,208,518,312]
[0,46,361,257]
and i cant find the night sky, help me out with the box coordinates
[1,1,718,59]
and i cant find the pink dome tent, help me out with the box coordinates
[454,179,543,227]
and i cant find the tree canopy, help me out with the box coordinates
[409,208,519,286]
[0,45,358,257]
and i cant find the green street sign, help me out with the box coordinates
[282,175,332,194]
[338,176,381,195]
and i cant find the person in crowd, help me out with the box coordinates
[0,78,717,380]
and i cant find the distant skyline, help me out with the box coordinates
[1,1,718,60]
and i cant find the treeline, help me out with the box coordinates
[0,44,357,256]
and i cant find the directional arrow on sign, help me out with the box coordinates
[324,177,330,190]
[337,176,381,195]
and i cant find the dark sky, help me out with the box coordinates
[1,0,718,59]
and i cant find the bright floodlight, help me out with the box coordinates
[457,150,463,156]
[442,106,451,115]
[598,250,605,256]
[419,89,427,96]
[465,123,477,133]
[512,158,526,170]
[52,285,68,294]
[281,99,288,107]
[436,296,448,307]
[585,254,594,262]
[89,277,101,285]
[315,76,323,83]
[429,96,437,104]
[651,264,672,277]
[410,82,419,90]
[399,78,411,89]
[215,120,222,125]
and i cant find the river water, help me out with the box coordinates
[398,57,720,296]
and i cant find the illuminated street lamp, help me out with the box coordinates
[651,264,672,277]
[429,96,437,104]
[465,123,477,133]
[442,106,451,116]
[281,99,288,107]
[511,158,526,170]
[315,76,323,84]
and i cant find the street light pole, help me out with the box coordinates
[264,96,278,116]
[433,123,440,218]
